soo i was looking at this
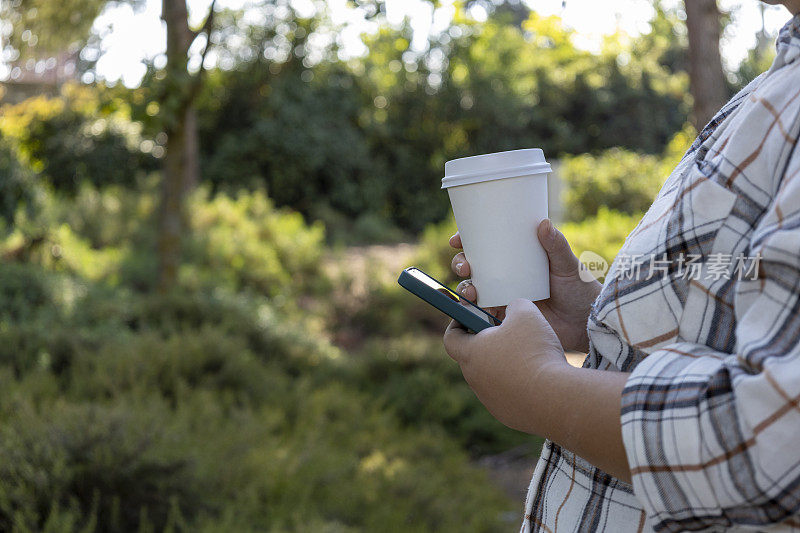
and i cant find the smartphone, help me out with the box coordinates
[397,267,501,333]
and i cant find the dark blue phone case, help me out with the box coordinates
[397,267,501,333]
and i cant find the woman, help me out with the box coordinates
[443,3,800,531]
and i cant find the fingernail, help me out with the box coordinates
[459,280,472,295]
[456,262,464,275]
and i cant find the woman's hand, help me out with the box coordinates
[443,299,568,434]
[449,219,601,353]
[443,299,631,481]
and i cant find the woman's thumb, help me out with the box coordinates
[537,219,579,276]
[503,298,541,324]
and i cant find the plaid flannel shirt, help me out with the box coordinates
[523,14,800,533]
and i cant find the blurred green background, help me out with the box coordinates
[0,0,781,530]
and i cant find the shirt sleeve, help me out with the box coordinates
[620,146,800,531]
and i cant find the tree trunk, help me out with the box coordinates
[182,106,200,193]
[157,0,201,292]
[684,0,728,130]
[158,105,198,290]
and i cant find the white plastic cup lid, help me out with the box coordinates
[442,148,551,189]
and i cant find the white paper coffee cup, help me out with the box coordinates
[442,149,551,308]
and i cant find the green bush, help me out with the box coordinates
[560,148,665,221]
[0,262,515,531]
[0,264,97,377]
[182,189,327,299]
[352,334,537,456]
[0,185,328,300]
[1,6,692,239]
[47,183,156,250]
[0,138,37,225]
[0,399,200,532]
[199,68,401,237]
[1,210,130,285]
[222,383,511,532]
[560,125,693,221]
[0,267,336,382]
[413,216,460,286]
[0,262,54,322]
[561,208,642,264]
[0,84,157,193]
[191,7,690,237]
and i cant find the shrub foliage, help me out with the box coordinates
[0,188,517,531]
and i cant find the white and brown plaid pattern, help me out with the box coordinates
[523,14,800,533]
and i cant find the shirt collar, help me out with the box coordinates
[771,13,800,70]
[778,13,800,51]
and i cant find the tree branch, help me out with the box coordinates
[190,0,217,44]
[187,0,217,100]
